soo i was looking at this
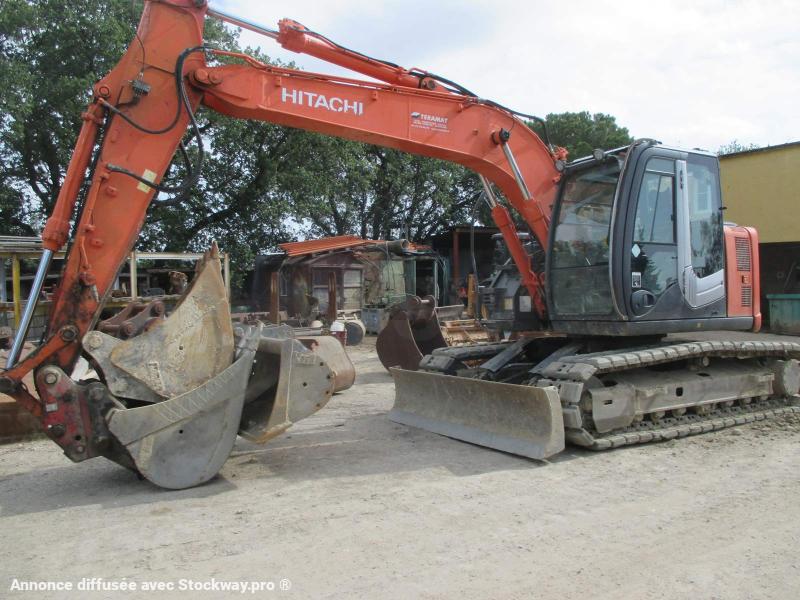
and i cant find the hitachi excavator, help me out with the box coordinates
[2,0,798,488]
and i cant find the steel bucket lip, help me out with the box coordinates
[105,325,262,490]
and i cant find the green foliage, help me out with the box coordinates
[0,1,633,297]
[275,134,482,241]
[531,111,633,161]
[0,0,258,290]
[0,0,481,295]
[0,0,138,229]
[717,140,761,155]
[137,37,286,294]
[141,107,294,292]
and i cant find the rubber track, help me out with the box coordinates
[537,340,800,450]
[579,399,800,450]
[539,340,800,381]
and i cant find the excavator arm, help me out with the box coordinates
[0,0,563,487]
[3,0,208,412]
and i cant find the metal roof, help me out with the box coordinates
[0,236,44,252]
[719,140,800,159]
[0,236,68,255]
[279,235,376,257]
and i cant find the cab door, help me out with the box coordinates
[676,155,725,307]
[627,157,679,316]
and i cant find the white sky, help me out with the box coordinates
[213,0,799,152]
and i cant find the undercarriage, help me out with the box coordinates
[391,337,800,458]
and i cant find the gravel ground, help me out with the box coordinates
[1,333,799,599]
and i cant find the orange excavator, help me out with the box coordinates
[2,0,798,488]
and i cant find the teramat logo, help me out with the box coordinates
[411,111,448,124]
[281,88,363,116]
[410,111,450,132]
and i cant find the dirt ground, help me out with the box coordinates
[1,333,799,599]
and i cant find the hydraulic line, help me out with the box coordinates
[104,46,208,200]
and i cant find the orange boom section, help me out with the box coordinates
[195,56,560,313]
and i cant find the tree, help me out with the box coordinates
[530,111,633,161]
[0,0,282,292]
[0,0,139,230]
[273,132,483,242]
[140,104,296,291]
[0,1,636,296]
[363,149,482,241]
[718,140,761,155]
[0,0,477,294]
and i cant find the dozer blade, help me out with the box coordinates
[389,369,565,460]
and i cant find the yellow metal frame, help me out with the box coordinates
[1,249,229,330]
[0,250,66,328]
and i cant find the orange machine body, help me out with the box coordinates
[3,0,561,418]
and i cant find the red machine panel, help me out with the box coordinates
[724,225,761,330]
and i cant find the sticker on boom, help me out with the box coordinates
[410,111,450,132]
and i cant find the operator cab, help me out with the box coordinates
[546,140,759,336]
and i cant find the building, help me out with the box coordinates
[430,225,500,290]
[719,141,800,324]
[249,235,447,324]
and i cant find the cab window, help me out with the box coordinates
[686,157,724,277]
[631,158,678,299]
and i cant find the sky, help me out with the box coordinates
[212,0,800,153]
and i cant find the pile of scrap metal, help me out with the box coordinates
[376,295,497,371]
[231,310,366,347]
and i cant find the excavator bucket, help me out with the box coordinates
[376,296,496,371]
[105,331,259,489]
[85,247,353,489]
[376,296,448,371]
[389,369,565,460]
[237,328,351,444]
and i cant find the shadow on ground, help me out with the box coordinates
[0,400,599,517]
[226,409,592,483]
[0,451,237,517]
